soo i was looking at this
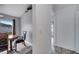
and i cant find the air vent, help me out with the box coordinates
[25,5,32,13]
[27,5,32,10]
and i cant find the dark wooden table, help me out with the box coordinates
[7,35,18,54]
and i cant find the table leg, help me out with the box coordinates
[10,40,12,51]
[7,40,12,54]
[7,39,10,54]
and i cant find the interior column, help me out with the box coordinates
[32,4,51,54]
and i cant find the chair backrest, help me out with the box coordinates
[23,31,27,40]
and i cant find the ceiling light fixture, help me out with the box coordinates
[0,15,4,17]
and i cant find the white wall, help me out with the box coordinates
[32,4,51,54]
[54,5,76,51]
[54,5,79,53]
[20,10,32,44]
[15,18,21,35]
[75,6,79,52]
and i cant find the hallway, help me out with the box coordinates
[0,4,79,54]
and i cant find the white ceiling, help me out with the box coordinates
[0,4,30,17]
[53,4,76,12]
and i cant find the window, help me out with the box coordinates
[0,19,13,34]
